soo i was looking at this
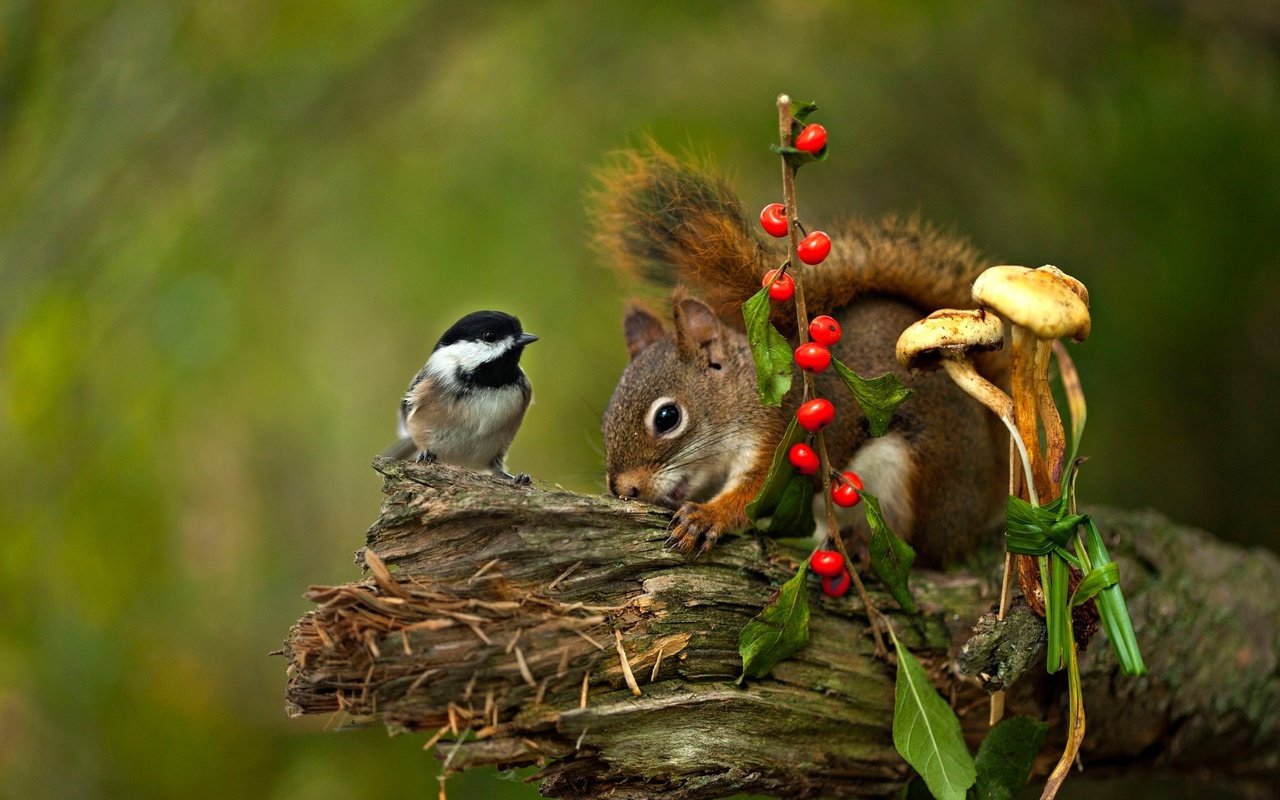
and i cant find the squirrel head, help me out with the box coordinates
[603,293,771,509]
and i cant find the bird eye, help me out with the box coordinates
[653,403,681,435]
[482,331,497,343]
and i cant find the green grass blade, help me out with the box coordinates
[1083,518,1147,676]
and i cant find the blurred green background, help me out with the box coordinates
[2,2,1277,798]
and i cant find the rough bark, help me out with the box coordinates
[279,458,1280,798]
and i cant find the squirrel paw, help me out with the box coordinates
[666,502,729,555]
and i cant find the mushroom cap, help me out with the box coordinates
[972,265,1091,342]
[896,308,1005,369]
[1036,264,1089,307]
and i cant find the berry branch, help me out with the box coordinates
[774,93,887,656]
[741,96,917,679]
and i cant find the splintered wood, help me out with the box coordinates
[282,554,632,733]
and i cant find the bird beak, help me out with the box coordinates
[517,333,539,346]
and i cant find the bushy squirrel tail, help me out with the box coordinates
[591,147,768,322]
[592,146,988,330]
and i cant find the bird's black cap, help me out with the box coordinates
[435,311,528,350]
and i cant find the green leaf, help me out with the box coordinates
[790,100,820,123]
[973,717,1049,800]
[889,627,976,800]
[1003,496,1084,558]
[745,418,804,521]
[742,286,793,406]
[1045,554,1070,673]
[831,358,913,437]
[770,142,829,169]
[899,778,933,800]
[738,562,811,681]
[864,492,918,613]
[1082,518,1147,676]
[1069,561,1118,607]
[762,474,816,538]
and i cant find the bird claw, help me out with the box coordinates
[496,470,532,485]
[415,450,438,465]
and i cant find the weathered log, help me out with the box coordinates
[279,458,1280,798]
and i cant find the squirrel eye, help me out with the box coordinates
[653,403,682,435]
[645,396,686,438]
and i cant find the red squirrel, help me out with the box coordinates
[596,148,1007,566]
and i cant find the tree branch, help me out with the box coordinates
[279,458,1280,798]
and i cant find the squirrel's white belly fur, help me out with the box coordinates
[813,433,917,543]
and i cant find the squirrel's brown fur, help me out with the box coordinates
[594,148,987,322]
[596,146,1007,565]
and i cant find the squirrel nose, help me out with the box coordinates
[610,473,643,500]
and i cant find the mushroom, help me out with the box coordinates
[971,266,1091,501]
[895,308,1038,505]
[1030,266,1091,486]
[898,306,1046,728]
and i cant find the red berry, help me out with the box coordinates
[794,123,827,154]
[810,549,844,578]
[809,315,842,346]
[831,471,863,508]
[794,343,831,373]
[822,568,851,598]
[762,269,795,302]
[797,231,831,265]
[759,203,788,238]
[788,443,820,475]
[796,398,835,432]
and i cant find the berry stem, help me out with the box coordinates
[776,95,813,361]
[777,93,887,660]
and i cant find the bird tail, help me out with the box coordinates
[380,436,418,461]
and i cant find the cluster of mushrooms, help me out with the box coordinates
[896,264,1092,720]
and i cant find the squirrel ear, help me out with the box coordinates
[673,296,726,369]
[623,304,666,360]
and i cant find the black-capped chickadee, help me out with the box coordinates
[383,310,537,482]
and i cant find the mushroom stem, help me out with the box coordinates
[989,435,1021,726]
[945,356,1039,728]
[1035,339,1066,494]
[1010,326,1051,501]
[941,359,1039,506]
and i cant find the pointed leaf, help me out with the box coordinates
[831,358,913,437]
[746,418,803,521]
[738,562,811,680]
[763,474,816,538]
[770,142,829,169]
[1069,561,1118,607]
[889,628,976,800]
[742,286,793,406]
[973,717,1048,800]
[790,100,820,123]
[864,492,918,613]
